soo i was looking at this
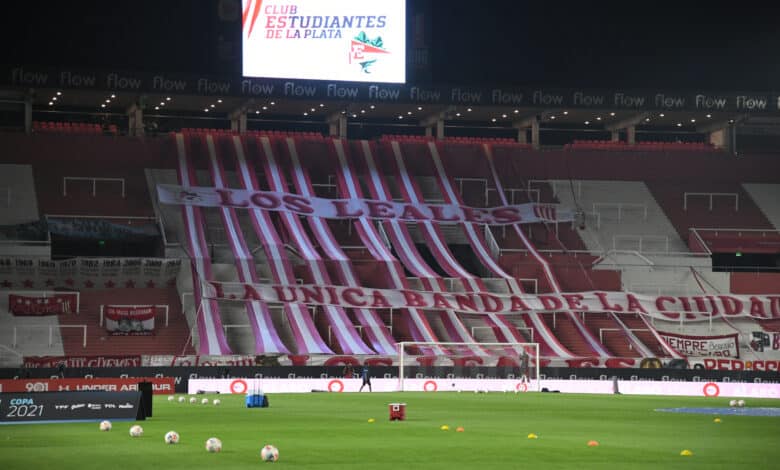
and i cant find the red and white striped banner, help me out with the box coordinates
[657,331,740,358]
[201,279,780,322]
[8,293,76,316]
[104,305,155,336]
[156,184,574,225]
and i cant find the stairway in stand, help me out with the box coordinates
[57,288,194,357]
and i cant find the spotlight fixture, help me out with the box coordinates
[562,111,569,115]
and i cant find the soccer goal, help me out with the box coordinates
[397,342,540,393]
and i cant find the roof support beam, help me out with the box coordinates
[604,112,650,132]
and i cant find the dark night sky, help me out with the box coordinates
[3,1,780,91]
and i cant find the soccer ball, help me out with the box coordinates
[737,399,745,407]
[178,396,185,403]
[164,431,180,444]
[213,399,221,406]
[167,395,175,402]
[201,398,210,405]
[729,399,737,407]
[129,425,143,437]
[99,420,112,432]
[189,397,197,404]
[205,437,222,453]
[260,444,279,462]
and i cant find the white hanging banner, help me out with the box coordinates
[657,331,740,358]
[157,184,573,225]
[200,279,780,322]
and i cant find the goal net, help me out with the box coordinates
[397,342,540,392]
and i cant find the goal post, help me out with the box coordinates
[397,342,540,392]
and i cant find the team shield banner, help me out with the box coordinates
[156,184,574,225]
[104,305,156,336]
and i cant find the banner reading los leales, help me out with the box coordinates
[157,184,573,225]
[201,279,780,322]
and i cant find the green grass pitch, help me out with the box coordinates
[2,392,780,469]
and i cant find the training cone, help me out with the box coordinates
[456,427,465,433]
[587,440,599,447]
[368,418,375,423]
[714,418,721,423]
[680,450,693,456]
[440,425,450,431]
[527,433,538,439]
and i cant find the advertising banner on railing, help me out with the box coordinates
[157,184,573,225]
[8,293,77,316]
[22,355,143,368]
[0,257,180,290]
[104,306,155,336]
[657,332,740,358]
[0,377,174,394]
[201,279,780,322]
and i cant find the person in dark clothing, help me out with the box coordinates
[359,364,372,392]
[342,363,354,378]
[57,361,66,378]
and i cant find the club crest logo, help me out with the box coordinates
[349,31,389,74]
[179,190,203,203]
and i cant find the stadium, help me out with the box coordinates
[1,1,780,468]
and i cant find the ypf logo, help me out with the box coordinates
[349,31,389,74]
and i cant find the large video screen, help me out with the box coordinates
[242,0,406,83]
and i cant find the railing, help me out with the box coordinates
[592,202,648,221]
[99,304,170,327]
[62,176,126,198]
[484,225,501,261]
[528,179,582,199]
[683,192,739,211]
[470,326,535,343]
[599,327,650,344]
[454,177,489,206]
[592,250,655,267]
[0,343,23,361]
[613,234,670,253]
[13,324,87,348]
[310,182,337,197]
[629,283,690,296]
[486,187,541,205]
[375,220,392,249]
[327,324,392,348]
